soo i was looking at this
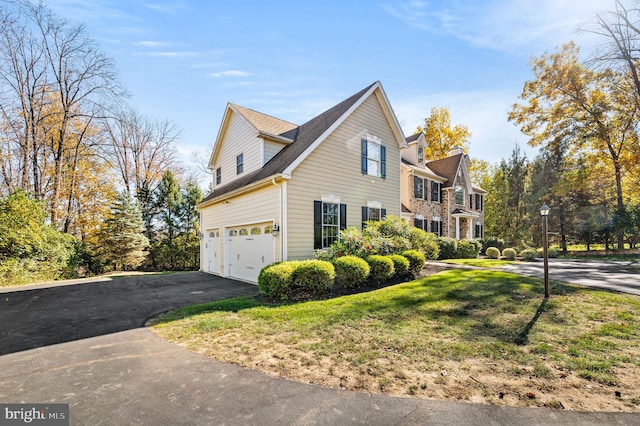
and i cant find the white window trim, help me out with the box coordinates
[367,200,382,209]
[321,194,341,204]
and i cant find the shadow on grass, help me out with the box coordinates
[514,298,548,345]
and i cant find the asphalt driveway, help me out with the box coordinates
[0,272,256,355]
[501,259,640,296]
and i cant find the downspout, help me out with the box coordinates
[272,178,285,261]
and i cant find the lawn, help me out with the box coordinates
[149,269,640,412]
[442,258,515,268]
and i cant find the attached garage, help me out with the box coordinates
[226,224,274,283]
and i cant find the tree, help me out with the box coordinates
[509,42,640,250]
[416,107,471,160]
[99,192,148,271]
[155,170,182,269]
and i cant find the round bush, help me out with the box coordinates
[388,254,410,277]
[485,247,500,259]
[292,260,335,295]
[366,255,395,284]
[456,240,480,259]
[548,247,559,258]
[258,261,297,299]
[437,237,458,260]
[521,248,538,262]
[502,248,517,261]
[333,256,370,289]
[401,249,426,274]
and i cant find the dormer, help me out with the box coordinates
[402,132,427,166]
[208,104,298,189]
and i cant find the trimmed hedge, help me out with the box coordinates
[437,237,458,260]
[258,260,334,299]
[457,240,480,259]
[366,255,395,283]
[502,248,517,260]
[333,256,370,289]
[485,247,500,259]
[388,254,410,278]
[293,260,335,295]
[401,249,426,274]
[258,261,297,299]
[521,248,538,262]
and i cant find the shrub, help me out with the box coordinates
[292,260,335,295]
[520,248,538,262]
[366,255,395,284]
[401,250,426,274]
[502,248,517,260]
[485,247,500,259]
[437,237,458,260]
[548,247,559,258]
[258,261,297,299]
[333,256,370,289]
[388,254,410,278]
[481,236,505,252]
[457,240,480,259]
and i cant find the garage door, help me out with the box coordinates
[207,230,220,274]
[227,225,274,283]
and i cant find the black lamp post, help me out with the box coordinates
[539,205,550,299]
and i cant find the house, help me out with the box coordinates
[400,132,486,240]
[197,81,408,283]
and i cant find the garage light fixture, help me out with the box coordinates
[271,224,280,236]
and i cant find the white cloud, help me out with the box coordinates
[133,40,173,48]
[208,70,252,78]
[382,0,609,54]
[142,51,199,58]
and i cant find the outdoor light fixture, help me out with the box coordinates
[272,224,280,236]
[540,205,550,299]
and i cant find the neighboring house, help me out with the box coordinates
[197,81,407,283]
[401,132,486,240]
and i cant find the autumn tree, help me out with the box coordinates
[509,42,640,250]
[416,107,471,160]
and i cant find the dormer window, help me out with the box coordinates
[417,146,424,164]
[236,153,244,175]
[454,185,465,206]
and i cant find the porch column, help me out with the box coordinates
[455,216,460,240]
[469,220,473,240]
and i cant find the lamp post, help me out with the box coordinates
[539,205,550,299]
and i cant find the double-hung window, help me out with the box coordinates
[475,194,484,211]
[236,153,244,174]
[413,176,424,199]
[431,181,441,202]
[215,167,221,185]
[431,219,443,236]
[361,136,386,178]
[475,223,484,239]
[454,185,465,206]
[314,200,347,249]
[361,206,386,228]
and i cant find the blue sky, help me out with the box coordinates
[47,0,611,180]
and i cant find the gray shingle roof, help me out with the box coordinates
[200,82,377,204]
[425,153,463,186]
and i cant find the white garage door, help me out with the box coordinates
[207,230,220,274]
[228,225,274,283]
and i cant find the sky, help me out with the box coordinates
[45,0,614,182]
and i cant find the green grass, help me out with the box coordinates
[442,258,515,268]
[150,269,640,409]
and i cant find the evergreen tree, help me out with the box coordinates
[100,192,149,271]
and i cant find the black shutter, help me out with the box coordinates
[424,179,429,200]
[361,139,367,175]
[413,176,421,198]
[469,194,473,209]
[414,218,421,229]
[381,208,387,219]
[362,206,368,229]
[340,203,347,231]
[380,145,386,178]
[314,201,322,249]
[440,186,444,204]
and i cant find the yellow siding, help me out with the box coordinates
[200,185,281,275]
[286,94,402,259]
[264,139,286,164]
[214,111,262,188]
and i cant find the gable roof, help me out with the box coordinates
[200,81,403,206]
[425,154,464,186]
[230,104,298,135]
[405,132,421,143]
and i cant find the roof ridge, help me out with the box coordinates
[230,103,298,135]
